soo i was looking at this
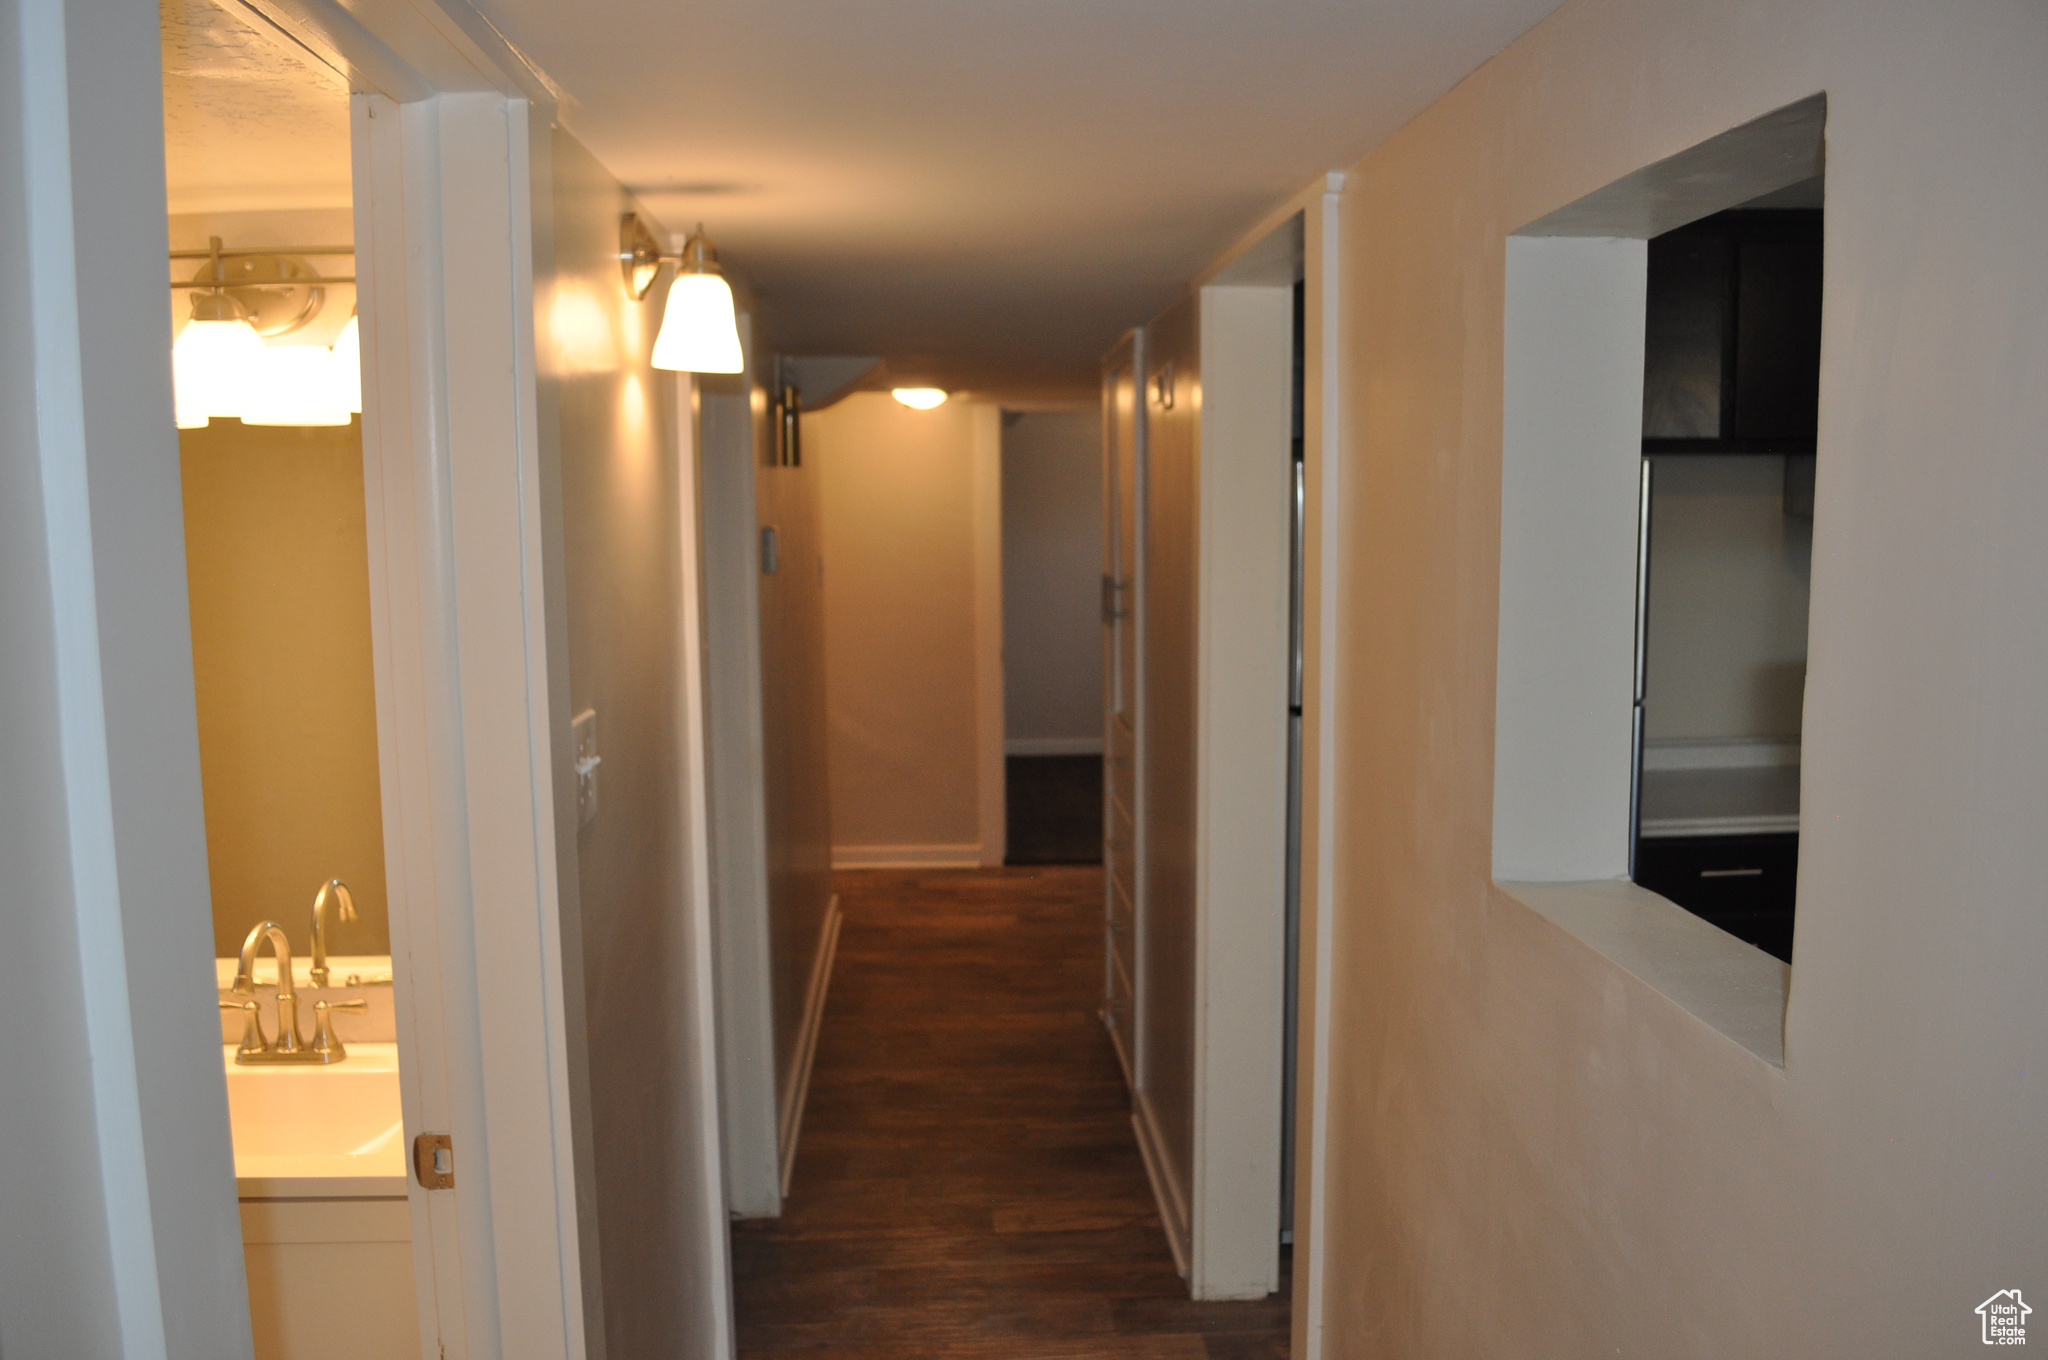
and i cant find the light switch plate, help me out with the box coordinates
[571,708,600,826]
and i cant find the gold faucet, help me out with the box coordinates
[226,880,364,1064]
[232,921,312,1062]
[308,879,357,989]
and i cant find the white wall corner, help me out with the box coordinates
[1493,235,1647,883]
[971,404,1007,867]
[1189,284,1292,1299]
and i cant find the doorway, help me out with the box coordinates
[1102,228,1301,1297]
[161,2,421,1351]
[1000,405,1108,867]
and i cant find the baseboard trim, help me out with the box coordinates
[1102,1007,1134,1091]
[778,894,841,1198]
[1005,737,1104,757]
[831,843,983,869]
[1132,1090,1191,1280]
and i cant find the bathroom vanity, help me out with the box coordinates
[218,956,420,1360]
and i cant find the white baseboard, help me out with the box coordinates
[1005,736,1104,757]
[778,894,841,1198]
[831,843,983,869]
[1132,1090,1191,1280]
[1102,1008,1134,1091]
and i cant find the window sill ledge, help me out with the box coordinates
[1497,877,1788,1068]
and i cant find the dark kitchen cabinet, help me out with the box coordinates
[1643,209,1822,454]
[1634,833,1799,963]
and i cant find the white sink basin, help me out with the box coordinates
[222,1043,407,1197]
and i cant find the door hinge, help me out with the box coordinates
[414,1133,455,1189]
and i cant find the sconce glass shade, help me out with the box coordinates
[651,272,743,373]
[241,345,352,426]
[331,315,362,414]
[172,309,265,423]
[892,387,948,410]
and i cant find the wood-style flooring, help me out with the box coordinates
[731,866,1289,1359]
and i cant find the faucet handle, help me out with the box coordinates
[221,999,268,1058]
[312,998,368,1060]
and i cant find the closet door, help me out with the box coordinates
[1101,332,1144,1085]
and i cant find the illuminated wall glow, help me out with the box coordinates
[552,283,622,375]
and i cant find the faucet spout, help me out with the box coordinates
[234,920,304,1054]
[308,879,357,989]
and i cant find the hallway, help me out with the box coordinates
[731,867,1289,1358]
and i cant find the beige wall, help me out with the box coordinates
[540,128,723,1360]
[181,418,388,959]
[1000,409,1102,752]
[810,392,1004,864]
[1310,0,2048,1355]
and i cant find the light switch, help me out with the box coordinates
[572,708,600,826]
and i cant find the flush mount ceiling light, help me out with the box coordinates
[621,215,745,374]
[892,387,948,410]
[170,236,358,428]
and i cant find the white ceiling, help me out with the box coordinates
[161,0,351,215]
[475,0,1565,401]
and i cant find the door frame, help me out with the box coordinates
[325,6,599,1356]
[1175,172,1345,1330]
[352,86,595,1360]
[0,0,606,1353]
[1101,328,1147,1096]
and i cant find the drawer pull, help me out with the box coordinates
[1700,867,1764,878]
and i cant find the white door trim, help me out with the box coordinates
[970,403,1008,866]
[354,86,596,1360]
[280,3,601,1357]
[697,316,783,1220]
[674,371,740,1358]
[1182,167,1347,1339]
[1293,171,1345,1360]
[3,0,248,1350]
[2,0,599,1354]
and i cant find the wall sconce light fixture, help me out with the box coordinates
[620,215,745,374]
[171,236,359,428]
[891,387,948,410]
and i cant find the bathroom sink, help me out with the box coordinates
[222,1042,407,1197]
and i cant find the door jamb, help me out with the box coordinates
[1192,172,1345,1351]
[287,4,600,1357]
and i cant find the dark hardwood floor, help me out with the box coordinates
[731,866,1289,1358]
